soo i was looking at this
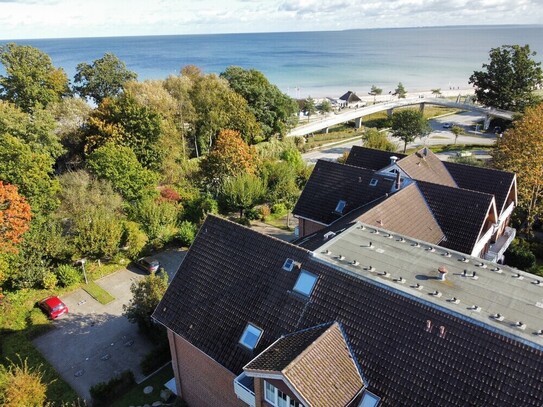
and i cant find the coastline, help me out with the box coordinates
[301,87,475,102]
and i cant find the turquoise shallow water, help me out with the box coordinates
[2,25,542,98]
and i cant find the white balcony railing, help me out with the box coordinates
[234,373,256,407]
[484,227,516,263]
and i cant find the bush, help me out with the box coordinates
[140,342,171,376]
[504,238,536,271]
[271,203,287,216]
[90,370,135,406]
[177,221,197,247]
[183,194,218,224]
[0,357,48,407]
[55,264,82,287]
[244,207,260,220]
[259,204,271,220]
[42,272,58,290]
[121,221,148,259]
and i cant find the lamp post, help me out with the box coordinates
[77,258,88,284]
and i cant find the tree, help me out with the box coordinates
[130,197,180,248]
[123,272,168,332]
[0,43,69,112]
[394,82,407,99]
[200,129,259,188]
[0,134,60,214]
[0,182,31,254]
[87,142,158,203]
[0,357,48,406]
[451,125,465,144]
[317,100,332,114]
[469,45,542,111]
[493,103,543,232]
[220,66,298,139]
[84,93,164,170]
[220,173,266,219]
[391,109,431,152]
[304,97,317,121]
[431,88,442,97]
[73,53,137,104]
[362,128,396,151]
[369,85,383,104]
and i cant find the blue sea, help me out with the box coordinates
[2,25,543,98]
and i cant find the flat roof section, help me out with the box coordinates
[313,221,543,350]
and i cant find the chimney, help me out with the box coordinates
[438,266,448,281]
[390,155,398,165]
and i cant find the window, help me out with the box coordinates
[239,323,262,350]
[334,200,347,214]
[293,270,318,297]
[369,178,378,186]
[282,258,295,272]
[264,381,303,407]
[358,390,381,407]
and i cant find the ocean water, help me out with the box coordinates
[2,25,543,98]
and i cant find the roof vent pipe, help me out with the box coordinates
[390,156,398,165]
[438,266,448,281]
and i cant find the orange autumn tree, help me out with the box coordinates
[200,129,259,187]
[493,103,543,233]
[0,181,32,253]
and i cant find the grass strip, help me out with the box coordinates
[82,280,115,305]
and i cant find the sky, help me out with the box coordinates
[0,0,542,40]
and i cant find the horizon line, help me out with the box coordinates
[1,23,542,43]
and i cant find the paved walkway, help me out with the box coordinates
[250,220,296,242]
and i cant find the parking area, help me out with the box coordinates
[33,248,186,401]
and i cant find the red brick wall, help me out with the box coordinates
[168,330,247,407]
[299,218,325,237]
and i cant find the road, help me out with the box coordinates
[302,111,496,164]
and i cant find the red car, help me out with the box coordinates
[38,296,69,319]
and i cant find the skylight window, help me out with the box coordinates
[239,323,263,350]
[358,390,381,407]
[282,258,295,272]
[293,270,318,297]
[335,200,347,214]
[369,178,378,186]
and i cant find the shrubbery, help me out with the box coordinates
[55,264,82,287]
[89,370,134,406]
[140,341,171,375]
[504,238,536,271]
[177,221,197,247]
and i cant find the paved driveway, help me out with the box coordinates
[33,248,186,401]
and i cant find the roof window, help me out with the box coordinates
[335,200,347,214]
[239,323,263,350]
[282,258,295,272]
[369,178,378,186]
[358,390,381,407]
[293,270,318,297]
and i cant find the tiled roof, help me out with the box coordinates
[245,322,364,407]
[396,147,458,187]
[345,146,406,170]
[444,161,516,214]
[417,180,495,254]
[339,91,362,103]
[357,183,444,245]
[292,160,392,225]
[153,216,543,407]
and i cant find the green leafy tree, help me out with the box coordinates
[391,109,431,152]
[130,198,180,248]
[87,143,158,203]
[0,43,70,112]
[73,53,137,104]
[0,357,48,407]
[493,103,543,232]
[220,173,266,219]
[451,125,465,144]
[182,193,219,225]
[362,128,396,151]
[317,99,333,114]
[369,85,383,103]
[469,44,542,111]
[0,134,60,214]
[85,94,164,170]
[431,88,442,97]
[121,221,148,259]
[200,129,259,189]
[123,271,169,332]
[262,160,300,228]
[304,97,317,121]
[220,66,298,139]
[394,82,407,99]
[72,207,124,258]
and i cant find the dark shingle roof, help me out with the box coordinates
[293,160,392,225]
[345,146,406,170]
[444,161,516,214]
[339,91,362,104]
[153,216,543,407]
[417,181,495,254]
[246,322,364,407]
[396,148,457,187]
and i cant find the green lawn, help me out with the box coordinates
[82,280,115,305]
